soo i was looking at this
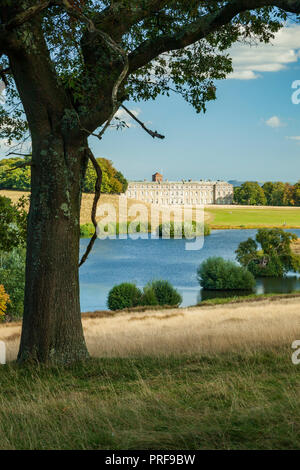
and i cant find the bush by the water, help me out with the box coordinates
[236,228,300,278]
[107,283,142,310]
[158,221,210,238]
[142,280,182,307]
[107,280,182,310]
[197,257,255,291]
[80,222,151,238]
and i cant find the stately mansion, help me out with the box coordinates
[125,173,234,205]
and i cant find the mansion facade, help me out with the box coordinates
[125,173,234,206]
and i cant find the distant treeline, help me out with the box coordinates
[234,181,300,206]
[0,156,128,194]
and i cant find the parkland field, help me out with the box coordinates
[2,190,300,229]
[1,295,300,450]
[205,206,300,229]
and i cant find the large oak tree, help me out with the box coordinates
[0,0,299,363]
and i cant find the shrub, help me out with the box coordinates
[197,257,255,291]
[141,285,159,306]
[0,285,10,320]
[107,283,142,310]
[247,256,285,277]
[146,280,182,306]
[80,223,95,238]
[158,221,210,238]
[0,248,26,318]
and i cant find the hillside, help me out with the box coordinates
[3,190,300,229]
[0,190,152,225]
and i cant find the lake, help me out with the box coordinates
[79,229,300,312]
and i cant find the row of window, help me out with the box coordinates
[144,198,231,205]
[127,190,231,197]
[128,184,230,190]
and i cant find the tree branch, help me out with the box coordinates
[128,0,300,74]
[91,1,170,40]
[60,1,129,136]
[0,1,51,35]
[79,148,102,267]
[5,161,33,172]
[121,105,165,139]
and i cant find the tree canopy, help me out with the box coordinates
[0,195,27,252]
[235,181,300,206]
[0,156,127,193]
[236,228,300,277]
[1,1,300,145]
[234,182,267,205]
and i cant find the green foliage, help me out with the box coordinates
[234,181,300,207]
[143,280,182,307]
[0,195,27,252]
[0,2,291,144]
[141,285,159,307]
[80,221,151,238]
[0,156,127,194]
[0,157,31,190]
[197,257,256,291]
[247,255,285,278]
[107,280,182,310]
[0,248,26,319]
[158,221,210,238]
[236,228,300,278]
[236,238,259,267]
[82,157,127,194]
[234,182,266,205]
[80,223,95,238]
[107,283,142,311]
[262,181,295,206]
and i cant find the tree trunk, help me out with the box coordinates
[17,135,90,364]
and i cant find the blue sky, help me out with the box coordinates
[89,25,300,183]
[1,25,300,183]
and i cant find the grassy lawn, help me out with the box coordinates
[0,350,299,450]
[206,207,300,229]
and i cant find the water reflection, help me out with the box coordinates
[79,229,300,311]
[198,276,300,303]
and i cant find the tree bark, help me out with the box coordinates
[17,135,90,364]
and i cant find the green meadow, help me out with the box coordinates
[206,207,300,229]
[0,349,300,450]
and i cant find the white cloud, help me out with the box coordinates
[286,136,300,141]
[265,115,286,128]
[113,107,141,128]
[228,25,300,80]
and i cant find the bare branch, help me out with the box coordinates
[6,152,31,157]
[5,161,33,172]
[79,149,102,267]
[121,105,165,140]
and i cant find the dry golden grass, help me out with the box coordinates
[0,190,207,227]
[2,296,300,362]
[0,190,151,225]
